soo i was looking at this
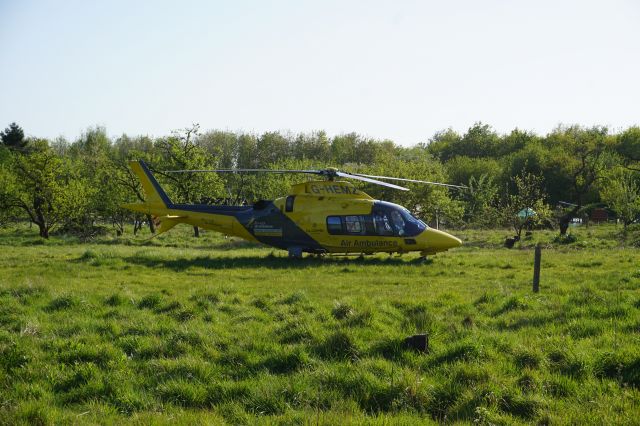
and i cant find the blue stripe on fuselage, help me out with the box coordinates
[172,202,324,253]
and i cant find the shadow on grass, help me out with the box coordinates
[122,253,428,271]
[86,237,263,252]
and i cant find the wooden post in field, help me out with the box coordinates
[533,243,541,293]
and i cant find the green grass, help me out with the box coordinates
[0,223,639,424]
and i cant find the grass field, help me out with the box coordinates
[0,223,639,424]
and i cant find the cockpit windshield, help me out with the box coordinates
[372,201,427,237]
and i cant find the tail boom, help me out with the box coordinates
[121,160,257,241]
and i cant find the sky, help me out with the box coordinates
[1,0,639,145]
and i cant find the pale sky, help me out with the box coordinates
[1,0,639,145]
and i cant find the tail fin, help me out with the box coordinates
[128,160,173,208]
[122,161,187,236]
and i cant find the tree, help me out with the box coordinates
[236,133,258,168]
[446,156,502,188]
[256,132,291,167]
[111,134,158,234]
[427,123,500,161]
[503,171,551,240]
[66,127,114,234]
[460,174,499,228]
[154,124,224,237]
[1,122,27,150]
[499,128,539,157]
[425,128,462,161]
[292,131,330,161]
[196,130,237,168]
[544,126,611,234]
[0,140,94,238]
[600,167,640,232]
[331,133,359,164]
[0,152,20,226]
[615,126,640,170]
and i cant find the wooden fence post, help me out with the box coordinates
[533,243,541,293]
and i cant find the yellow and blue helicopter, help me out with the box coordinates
[122,161,463,258]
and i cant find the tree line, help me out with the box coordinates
[1,121,639,240]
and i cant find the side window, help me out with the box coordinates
[390,211,406,236]
[327,216,342,234]
[373,212,394,236]
[285,196,295,212]
[344,216,364,234]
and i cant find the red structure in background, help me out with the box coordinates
[590,208,609,224]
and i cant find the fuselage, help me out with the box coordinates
[122,161,462,256]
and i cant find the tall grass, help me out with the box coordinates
[0,223,638,424]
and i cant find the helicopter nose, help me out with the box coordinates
[421,228,462,251]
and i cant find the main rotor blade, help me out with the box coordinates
[349,173,467,189]
[163,169,322,174]
[336,172,410,191]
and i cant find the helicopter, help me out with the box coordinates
[122,160,464,258]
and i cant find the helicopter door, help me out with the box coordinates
[282,196,310,247]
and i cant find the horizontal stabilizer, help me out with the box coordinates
[153,215,186,235]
